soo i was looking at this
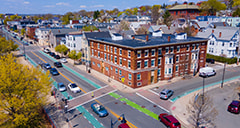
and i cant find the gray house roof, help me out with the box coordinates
[196,27,239,41]
[50,28,79,36]
[84,31,111,40]
[89,33,208,49]
[149,25,178,34]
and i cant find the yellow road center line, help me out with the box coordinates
[31,51,137,128]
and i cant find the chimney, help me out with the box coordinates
[146,35,148,41]
[132,36,135,40]
[91,30,92,32]
[212,30,214,33]
[58,30,60,33]
[219,32,222,38]
[223,22,226,26]
[98,29,100,32]
[168,36,171,42]
[168,26,170,30]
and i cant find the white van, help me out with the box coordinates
[199,67,216,77]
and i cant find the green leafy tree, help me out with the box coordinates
[133,8,138,15]
[163,10,173,27]
[200,0,226,16]
[233,0,240,7]
[83,25,98,31]
[0,37,18,55]
[0,14,4,19]
[61,12,74,25]
[21,29,26,36]
[4,17,9,25]
[10,15,18,20]
[68,50,82,64]
[93,10,100,20]
[117,12,124,17]
[233,8,240,16]
[139,6,146,15]
[115,20,130,33]
[124,9,133,16]
[0,54,52,127]
[55,44,69,57]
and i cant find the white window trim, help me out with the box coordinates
[104,45,106,51]
[137,50,141,58]
[165,47,169,54]
[144,50,149,57]
[114,47,117,54]
[128,60,131,69]
[137,74,141,80]
[176,55,179,63]
[137,61,141,69]
[170,46,174,53]
[158,57,161,65]
[158,68,161,76]
[144,60,148,68]
[177,46,180,53]
[187,45,190,51]
[151,49,155,56]
[119,48,122,56]
[114,56,117,64]
[104,53,107,60]
[176,65,179,72]
[128,50,131,58]
[151,59,155,67]
[158,48,162,55]
[119,57,122,66]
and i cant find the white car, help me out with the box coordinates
[68,83,81,93]
[58,83,66,92]
[60,58,67,63]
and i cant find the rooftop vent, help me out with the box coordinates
[175,33,187,40]
[111,33,123,40]
[152,30,162,37]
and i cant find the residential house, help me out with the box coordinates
[64,31,83,51]
[196,27,239,58]
[89,31,208,88]
[35,28,50,46]
[49,28,79,48]
[168,4,200,19]
[26,25,38,39]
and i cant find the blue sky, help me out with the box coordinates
[0,0,200,14]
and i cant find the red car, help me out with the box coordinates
[159,113,181,128]
[118,123,130,128]
[228,100,240,114]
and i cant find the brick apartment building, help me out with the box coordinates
[89,31,208,88]
[168,4,200,20]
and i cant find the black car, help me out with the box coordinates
[206,58,215,64]
[50,52,55,57]
[54,55,60,59]
[43,63,51,69]
[50,68,59,76]
[54,62,63,68]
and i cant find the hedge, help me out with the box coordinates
[206,54,239,64]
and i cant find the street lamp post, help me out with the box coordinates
[221,62,227,88]
[23,43,26,60]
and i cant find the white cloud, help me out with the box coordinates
[23,1,29,4]
[80,5,86,8]
[44,5,55,8]
[92,5,104,8]
[56,2,69,6]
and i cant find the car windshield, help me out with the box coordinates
[59,84,65,87]
[71,84,77,88]
[229,104,237,108]
[161,92,166,95]
[46,64,50,66]
[52,68,57,71]
[173,122,180,126]
[99,106,105,111]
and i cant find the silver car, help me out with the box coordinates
[160,89,174,100]
[58,83,66,92]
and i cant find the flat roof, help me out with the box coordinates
[89,34,208,49]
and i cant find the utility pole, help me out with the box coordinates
[237,28,240,65]
[221,62,227,88]
[202,77,205,105]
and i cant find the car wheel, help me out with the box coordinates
[158,117,161,122]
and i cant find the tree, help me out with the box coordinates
[163,10,173,27]
[187,94,218,128]
[61,12,74,25]
[233,0,240,7]
[0,37,18,55]
[124,9,133,16]
[68,50,82,64]
[200,0,226,16]
[10,15,18,20]
[139,6,146,15]
[133,8,138,15]
[151,5,161,24]
[93,10,100,20]
[55,44,69,57]
[115,20,130,33]
[4,17,9,25]
[21,28,26,36]
[83,25,98,31]
[0,14,4,19]
[0,54,52,127]
[135,26,149,35]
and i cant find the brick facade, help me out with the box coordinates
[89,37,207,88]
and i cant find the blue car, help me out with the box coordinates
[91,103,108,117]
[50,68,59,76]
[43,63,51,69]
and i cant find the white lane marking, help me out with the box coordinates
[136,92,170,113]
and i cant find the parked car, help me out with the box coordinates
[199,67,216,77]
[43,48,51,53]
[58,83,66,92]
[50,52,55,57]
[50,68,59,76]
[118,123,130,128]
[67,83,81,93]
[60,58,67,63]
[228,100,240,114]
[160,89,174,100]
[54,55,60,59]
[159,113,181,128]
[43,63,51,69]
[206,58,215,64]
[91,103,108,117]
[54,62,62,68]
